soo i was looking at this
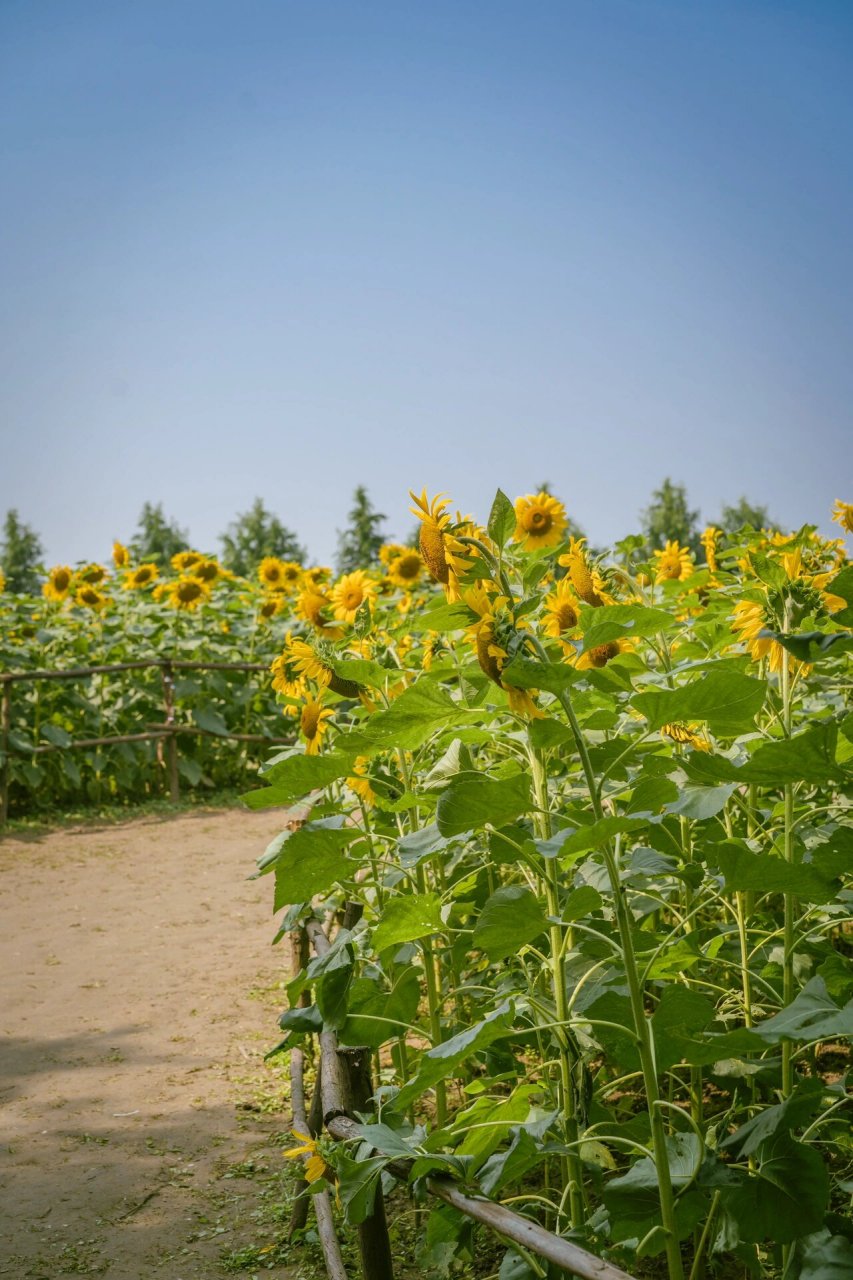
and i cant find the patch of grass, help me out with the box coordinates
[3,788,246,836]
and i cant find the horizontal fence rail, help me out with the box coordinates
[0,657,289,825]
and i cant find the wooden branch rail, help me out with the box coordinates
[0,657,289,826]
[299,917,638,1280]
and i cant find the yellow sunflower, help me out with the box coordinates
[172,550,203,572]
[574,640,625,669]
[558,539,607,607]
[112,541,130,569]
[303,566,332,589]
[77,563,107,585]
[513,492,568,552]
[270,639,307,698]
[379,542,409,566]
[464,585,540,718]
[330,570,377,623]
[282,1130,329,1184]
[653,540,694,583]
[347,758,377,808]
[832,500,853,535]
[296,588,345,639]
[731,600,797,675]
[541,578,581,648]
[409,489,470,602]
[300,695,334,755]
[700,526,721,574]
[0,569,5,592]
[661,722,710,752]
[258,595,285,621]
[162,577,210,611]
[75,584,109,611]
[386,549,423,590]
[123,562,159,590]
[190,557,223,584]
[43,565,74,602]
[258,557,287,589]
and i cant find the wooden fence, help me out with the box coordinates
[0,658,292,826]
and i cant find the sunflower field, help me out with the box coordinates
[249,491,853,1280]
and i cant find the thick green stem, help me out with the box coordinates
[780,603,796,1098]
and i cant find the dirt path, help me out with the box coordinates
[0,808,300,1279]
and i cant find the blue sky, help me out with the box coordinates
[2,0,851,566]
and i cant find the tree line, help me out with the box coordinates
[0,479,773,594]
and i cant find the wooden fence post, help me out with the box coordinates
[338,1045,395,1280]
[161,662,180,803]
[0,683,11,828]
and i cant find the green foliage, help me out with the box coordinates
[336,485,386,573]
[0,508,44,593]
[219,497,305,575]
[640,477,700,552]
[719,494,775,533]
[129,501,189,564]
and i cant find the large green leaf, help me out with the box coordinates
[373,893,444,953]
[339,969,421,1050]
[580,603,676,650]
[712,841,836,903]
[391,1002,514,1113]
[243,750,355,809]
[738,722,840,785]
[721,1077,825,1157]
[487,488,517,549]
[796,1228,853,1280]
[825,564,853,625]
[771,630,853,663]
[501,655,581,694]
[559,815,650,861]
[346,680,483,753]
[603,1134,706,1246]
[271,824,357,909]
[472,885,547,960]
[436,771,531,837]
[750,978,853,1044]
[192,704,229,736]
[633,668,765,736]
[721,1133,829,1244]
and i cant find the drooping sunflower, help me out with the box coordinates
[386,549,423,590]
[112,541,130,569]
[558,539,607,607]
[123,562,159,590]
[43,565,74,602]
[409,490,470,602]
[541,578,582,648]
[162,577,210,611]
[661,722,710,752]
[172,550,203,572]
[296,588,344,639]
[330,570,377,624]
[653,540,695,583]
[77,563,108,585]
[700,526,721,574]
[271,635,362,699]
[573,638,629,670]
[832,499,853,535]
[513,492,568,552]
[75,584,109,611]
[465,584,540,718]
[346,758,377,808]
[282,1130,329,1184]
[300,695,334,755]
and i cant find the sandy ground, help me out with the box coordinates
[0,808,299,1279]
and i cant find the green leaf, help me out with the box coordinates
[347,680,483,753]
[278,1005,323,1033]
[713,842,835,904]
[373,893,444,953]
[771,630,853,663]
[604,1134,705,1245]
[796,1228,853,1280]
[242,750,354,809]
[527,716,575,749]
[351,1121,418,1159]
[559,815,650,862]
[472,886,547,960]
[335,1151,388,1224]
[751,978,853,1044]
[826,564,853,625]
[192,704,229,736]
[480,1128,541,1196]
[739,723,840,785]
[488,488,517,550]
[405,601,479,633]
[501,655,580,694]
[339,969,421,1050]
[633,668,766,736]
[651,985,717,1071]
[665,782,735,820]
[41,723,72,748]
[721,1077,826,1157]
[391,1002,514,1113]
[721,1133,829,1244]
[436,771,531,837]
[316,957,354,1029]
[580,603,675,650]
[272,824,356,909]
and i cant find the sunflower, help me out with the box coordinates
[162,577,210,611]
[303,566,332,589]
[270,639,307,698]
[296,588,344,639]
[409,490,470,602]
[77,563,108,585]
[421,632,448,671]
[172,550,203,572]
[464,585,540,718]
[300,695,334,755]
[541,578,581,648]
[661,722,710,752]
[558,539,606,607]
[0,569,5,592]
[189,557,223,584]
[330,570,377,624]
[832,500,853,535]
[700,526,721,574]
[258,595,285,621]
[282,1130,329,1184]
[386,550,423,590]
[653,540,694,583]
[75,584,109,611]
[347,758,377,808]
[379,542,409,567]
[112,541,130,569]
[513,492,568,552]
[731,599,799,675]
[43,565,74,602]
[573,639,627,669]
[258,557,288,589]
[123,562,159,590]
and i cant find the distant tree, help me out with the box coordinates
[641,478,700,553]
[719,496,775,534]
[336,486,386,573]
[0,509,44,594]
[130,503,189,565]
[220,498,305,576]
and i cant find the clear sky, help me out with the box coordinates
[2,0,851,567]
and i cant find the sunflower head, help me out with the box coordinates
[575,640,625,670]
[303,566,332,589]
[653,540,695,583]
[559,538,606,607]
[386,549,423,590]
[296,587,344,638]
[75,585,109,611]
[172,550,203,572]
[0,569,5,592]
[300,695,334,755]
[258,595,283,621]
[513,492,568,552]
[112,541,130,569]
[123,563,159,590]
[542,578,581,646]
[661,722,710,752]
[191,557,223,584]
[166,577,210,610]
[330,570,377,624]
[701,526,721,574]
[831,500,853,535]
[379,542,409,567]
[258,557,287,589]
[43,565,73,602]
[409,489,454,585]
[78,563,107,586]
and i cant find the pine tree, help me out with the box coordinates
[641,478,700,553]
[0,509,44,594]
[336,486,386,573]
[719,496,774,534]
[130,503,189,565]
[220,499,305,576]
